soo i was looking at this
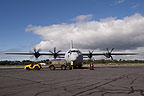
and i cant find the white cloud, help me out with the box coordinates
[112,0,125,5]
[25,13,144,55]
[116,0,125,4]
[71,14,93,22]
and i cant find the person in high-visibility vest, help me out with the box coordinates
[70,61,74,70]
[90,62,94,70]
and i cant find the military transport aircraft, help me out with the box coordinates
[5,46,137,68]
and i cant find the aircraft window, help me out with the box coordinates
[71,50,78,52]
[71,50,80,53]
[68,51,71,53]
[68,50,81,54]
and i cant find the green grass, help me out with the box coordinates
[84,63,144,66]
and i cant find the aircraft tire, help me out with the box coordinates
[78,65,82,69]
[61,65,66,70]
[69,66,72,70]
[49,65,55,70]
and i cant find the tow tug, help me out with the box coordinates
[24,63,42,70]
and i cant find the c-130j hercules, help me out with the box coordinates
[5,41,137,68]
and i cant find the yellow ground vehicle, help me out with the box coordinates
[24,64,42,70]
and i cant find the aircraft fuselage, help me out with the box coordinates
[65,49,83,67]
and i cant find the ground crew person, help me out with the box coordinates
[90,62,94,70]
[71,61,74,70]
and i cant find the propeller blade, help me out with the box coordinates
[37,49,41,53]
[106,48,109,53]
[54,47,56,53]
[34,48,37,53]
[32,48,41,59]
[57,50,61,53]
[104,48,115,60]
[111,48,114,52]
[49,50,53,54]
[110,56,113,60]
[88,50,94,59]
[49,47,61,59]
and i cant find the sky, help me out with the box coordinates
[0,0,144,61]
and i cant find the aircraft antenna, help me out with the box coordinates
[71,40,73,49]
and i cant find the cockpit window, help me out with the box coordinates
[68,50,81,54]
[68,51,71,53]
[71,50,79,52]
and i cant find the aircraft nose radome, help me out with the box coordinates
[71,54,78,61]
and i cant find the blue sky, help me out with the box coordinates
[0,0,144,60]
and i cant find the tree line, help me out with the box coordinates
[1,59,144,65]
[0,59,50,65]
[83,59,144,64]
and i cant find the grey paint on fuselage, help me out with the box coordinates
[65,48,83,67]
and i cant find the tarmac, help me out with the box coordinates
[0,65,144,96]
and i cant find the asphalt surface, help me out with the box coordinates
[0,66,144,96]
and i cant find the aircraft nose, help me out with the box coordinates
[71,54,78,61]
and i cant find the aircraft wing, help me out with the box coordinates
[5,52,35,55]
[82,52,105,56]
[110,53,138,55]
[82,52,138,59]
[5,52,65,56]
[82,52,137,56]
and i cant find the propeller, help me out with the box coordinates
[104,48,114,60]
[49,47,61,59]
[88,50,94,60]
[30,48,41,59]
